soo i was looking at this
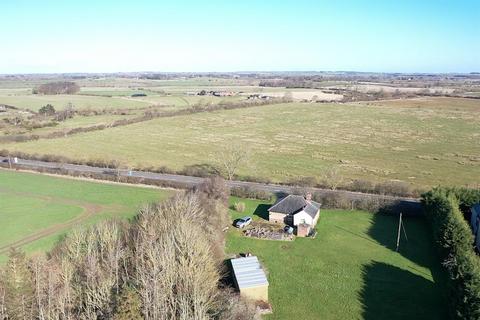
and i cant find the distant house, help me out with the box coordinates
[231,256,269,302]
[471,204,480,251]
[268,194,320,227]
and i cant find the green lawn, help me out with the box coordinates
[0,169,173,261]
[227,198,447,320]
[6,98,479,188]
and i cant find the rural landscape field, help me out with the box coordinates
[0,169,172,262]
[1,72,478,319]
[1,1,479,319]
[1,77,479,191]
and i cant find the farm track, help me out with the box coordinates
[0,189,107,254]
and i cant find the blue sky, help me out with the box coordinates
[1,0,479,73]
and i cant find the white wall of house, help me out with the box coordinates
[293,211,314,226]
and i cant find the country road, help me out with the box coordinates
[0,156,422,213]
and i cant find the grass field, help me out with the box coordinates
[0,91,247,112]
[227,198,447,319]
[5,98,479,188]
[0,94,152,111]
[0,169,172,262]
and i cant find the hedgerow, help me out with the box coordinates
[422,187,480,319]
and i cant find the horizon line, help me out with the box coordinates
[2,70,479,76]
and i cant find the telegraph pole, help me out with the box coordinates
[396,212,403,252]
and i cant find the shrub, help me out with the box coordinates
[38,104,56,116]
[312,192,351,209]
[350,179,374,193]
[180,164,216,177]
[234,202,246,213]
[422,188,480,319]
[230,186,273,201]
[287,176,317,188]
[374,180,412,197]
[196,176,230,205]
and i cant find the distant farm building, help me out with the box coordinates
[231,256,269,302]
[247,94,270,100]
[268,194,320,228]
[197,90,235,97]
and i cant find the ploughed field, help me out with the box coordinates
[3,97,479,189]
[0,169,172,262]
[227,198,448,319]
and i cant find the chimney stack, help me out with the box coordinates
[305,192,312,201]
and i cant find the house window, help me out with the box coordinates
[300,219,306,224]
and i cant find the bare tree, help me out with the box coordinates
[215,143,250,180]
[322,166,343,190]
[131,195,222,319]
[1,249,35,319]
[0,192,252,320]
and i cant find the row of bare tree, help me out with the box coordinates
[0,178,257,319]
[34,82,80,95]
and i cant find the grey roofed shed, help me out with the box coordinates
[231,256,269,301]
[231,256,268,289]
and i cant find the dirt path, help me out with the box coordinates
[0,189,109,255]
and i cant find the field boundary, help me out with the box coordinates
[0,156,423,215]
[0,98,288,144]
[0,167,173,191]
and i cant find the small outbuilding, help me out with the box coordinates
[231,256,269,302]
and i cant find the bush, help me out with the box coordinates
[196,176,230,205]
[234,202,246,213]
[422,188,480,319]
[312,192,351,209]
[38,104,55,116]
[374,180,412,197]
[230,186,273,201]
[350,179,374,193]
[287,176,317,188]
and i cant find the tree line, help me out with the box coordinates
[0,178,258,319]
[33,82,80,95]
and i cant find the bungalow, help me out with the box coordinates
[268,194,321,227]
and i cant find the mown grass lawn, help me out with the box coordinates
[226,198,448,320]
[0,170,173,261]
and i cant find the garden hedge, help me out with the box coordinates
[422,187,480,319]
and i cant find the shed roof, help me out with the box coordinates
[231,256,268,289]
